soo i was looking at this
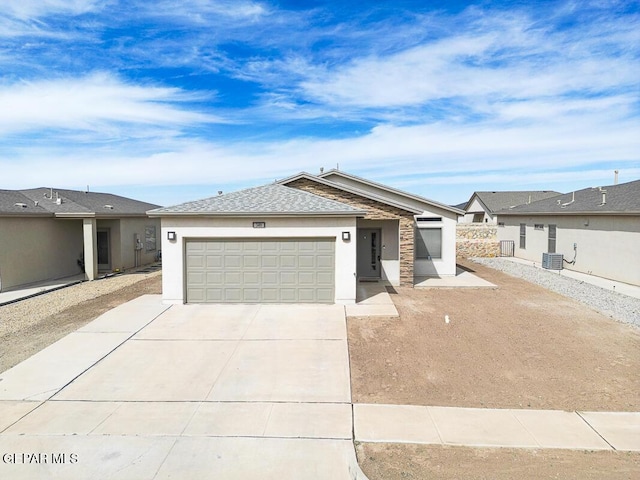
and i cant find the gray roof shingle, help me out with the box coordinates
[497,179,640,215]
[149,183,365,216]
[0,188,160,216]
[468,191,562,214]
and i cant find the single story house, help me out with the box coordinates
[149,170,463,305]
[460,190,561,224]
[496,179,640,286]
[0,188,161,292]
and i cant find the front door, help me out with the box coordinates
[357,228,381,279]
[97,229,111,271]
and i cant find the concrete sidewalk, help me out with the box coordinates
[355,404,640,451]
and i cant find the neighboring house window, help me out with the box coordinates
[473,213,484,223]
[548,224,557,253]
[416,228,442,259]
[519,224,526,249]
[534,224,544,230]
[145,226,157,252]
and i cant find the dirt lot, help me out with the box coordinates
[348,259,640,411]
[357,443,640,480]
[349,259,640,479]
[0,273,161,373]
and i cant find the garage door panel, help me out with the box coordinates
[186,238,335,304]
[262,256,278,268]
[243,255,260,268]
[317,255,333,268]
[224,255,242,268]
[280,255,297,268]
[298,255,315,268]
[317,271,333,285]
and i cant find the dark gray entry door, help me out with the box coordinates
[357,228,381,278]
[185,238,335,303]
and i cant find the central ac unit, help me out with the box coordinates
[542,253,563,270]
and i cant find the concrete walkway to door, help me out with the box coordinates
[0,296,367,480]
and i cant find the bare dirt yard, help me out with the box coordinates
[0,271,161,373]
[348,259,640,479]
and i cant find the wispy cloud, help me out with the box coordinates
[0,73,222,138]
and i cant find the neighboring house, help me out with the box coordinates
[149,170,463,305]
[496,179,640,286]
[0,188,161,292]
[460,191,561,224]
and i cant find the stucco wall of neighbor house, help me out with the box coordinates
[288,178,420,285]
[0,217,83,291]
[456,224,500,258]
[118,217,161,270]
[160,216,357,304]
[414,215,458,277]
[357,218,400,285]
[498,215,640,286]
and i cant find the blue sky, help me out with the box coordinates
[1,0,638,207]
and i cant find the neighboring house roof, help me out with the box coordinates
[465,191,562,215]
[497,179,640,216]
[0,187,160,217]
[279,170,464,216]
[148,183,366,216]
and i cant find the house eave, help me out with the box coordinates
[147,211,365,218]
[497,210,640,216]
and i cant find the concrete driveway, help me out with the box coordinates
[0,296,367,479]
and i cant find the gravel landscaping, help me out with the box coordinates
[0,269,162,373]
[472,257,640,327]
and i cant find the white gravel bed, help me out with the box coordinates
[472,258,640,327]
[0,270,161,336]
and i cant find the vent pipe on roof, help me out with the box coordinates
[320,167,324,174]
[528,194,531,204]
[218,191,223,196]
[561,191,575,208]
[614,170,619,185]
[600,190,607,206]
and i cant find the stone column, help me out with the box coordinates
[399,216,415,286]
[83,217,98,280]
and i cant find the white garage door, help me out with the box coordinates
[185,238,335,303]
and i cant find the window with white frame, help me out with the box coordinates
[519,223,526,249]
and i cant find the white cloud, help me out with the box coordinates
[0,73,223,137]
[3,0,102,20]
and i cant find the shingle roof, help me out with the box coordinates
[468,191,562,214]
[497,179,640,215]
[0,190,51,216]
[0,188,160,216]
[148,183,366,216]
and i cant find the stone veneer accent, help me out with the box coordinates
[287,178,416,286]
[456,224,500,258]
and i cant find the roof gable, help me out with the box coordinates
[148,183,365,216]
[466,191,562,214]
[280,171,463,216]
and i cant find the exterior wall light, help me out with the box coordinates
[342,231,351,241]
[167,231,177,241]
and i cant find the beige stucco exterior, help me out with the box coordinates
[0,217,84,291]
[498,214,640,286]
[160,216,358,305]
[0,216,160,292]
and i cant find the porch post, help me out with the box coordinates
[83,217,98,280]
[399,216,415,286]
